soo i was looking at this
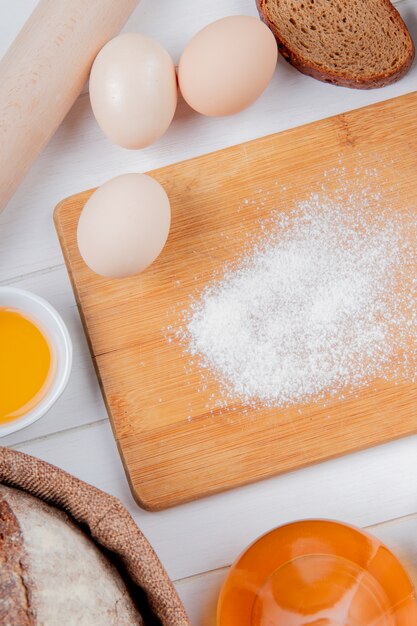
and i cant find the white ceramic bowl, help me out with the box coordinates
[0,287,72,437]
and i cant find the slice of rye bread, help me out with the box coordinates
[257,0,415,88]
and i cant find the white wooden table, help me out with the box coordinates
[2,1,417,623]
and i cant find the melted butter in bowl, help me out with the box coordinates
[0,308,56,424]
[0,288,72,437]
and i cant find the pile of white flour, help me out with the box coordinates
[181,191,416,407]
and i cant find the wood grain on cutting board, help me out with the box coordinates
[55,91,417,510]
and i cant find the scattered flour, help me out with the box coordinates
[179,190,417,408]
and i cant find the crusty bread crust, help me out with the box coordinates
[0,485,143,626]
[257,0,415,89]
[0,496,35,625]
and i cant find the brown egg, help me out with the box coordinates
[178,16,278,117]
[77,174,171,278]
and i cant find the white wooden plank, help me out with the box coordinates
[10,418,417,581]
[0,0,416,283]
[0,0,414,443]
[175,513,417,626]
[2,0,417,611]
[0,0,405,63]
[176,569,225,626]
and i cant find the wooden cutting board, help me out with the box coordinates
[55,91,417,511]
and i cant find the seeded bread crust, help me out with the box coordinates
[257,0,415,88]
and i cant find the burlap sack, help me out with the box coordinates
[0,446,191,626]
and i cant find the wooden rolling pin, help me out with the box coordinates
[0,0,139,214]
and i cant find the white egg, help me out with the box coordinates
[77,174,171,278]
[89,33,178,149]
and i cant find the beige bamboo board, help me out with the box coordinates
[55,91,417,510]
